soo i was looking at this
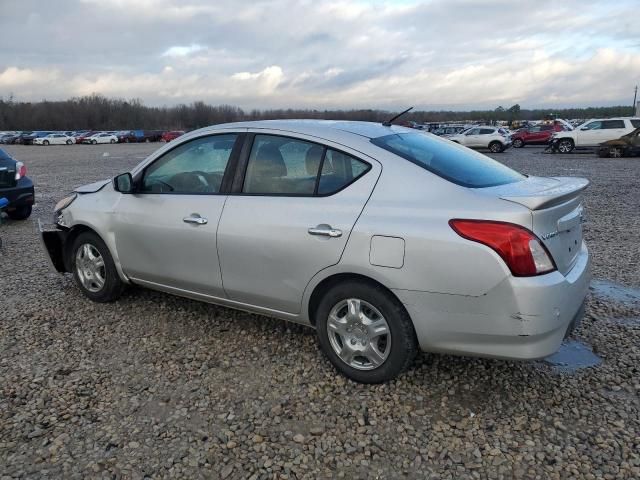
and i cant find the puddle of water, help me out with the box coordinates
[590,280,640,307]
[543,339,602,373]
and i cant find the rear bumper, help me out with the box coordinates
[394,242,590,360]
[0,177,35,210]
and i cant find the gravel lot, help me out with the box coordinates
[1,143,639,479]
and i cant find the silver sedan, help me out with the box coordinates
[42,120,590,383]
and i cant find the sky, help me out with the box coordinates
[0,0,639,111]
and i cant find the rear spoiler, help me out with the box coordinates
[499,177,589,210]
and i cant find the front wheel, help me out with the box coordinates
[66,139,72,145]
[110,139,116,144]
[71,232,124,302]
[43,140,49,146]
[557,139,574,153]
[316,281,418,383]
[608,146,623,158]
[489,141,504,153]
[512,138,524,148]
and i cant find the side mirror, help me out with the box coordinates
[113,172,134,193]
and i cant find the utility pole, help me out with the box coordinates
[634,85,638,116]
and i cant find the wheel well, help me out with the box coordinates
[62,224,98,270]
[307,273,406,326]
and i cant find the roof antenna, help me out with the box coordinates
[382,106,413,127]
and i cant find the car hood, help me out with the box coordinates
[74,179,110,193]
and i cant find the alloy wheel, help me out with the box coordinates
[558,140,573,153]
[326,298,391,371]
[75,243,106,293]
[609,147,622,158]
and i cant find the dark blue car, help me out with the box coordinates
[0,148,34,219]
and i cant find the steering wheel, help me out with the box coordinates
[169,171,211,193]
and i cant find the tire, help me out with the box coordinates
[7,205,32,220]
[489,141,504,153]
[66,139,72,145]
[92,140,97,145]
[110,139,116,144]
[512,138,524,148]
[145,138,150,143]
[557,139,574,153]
[315,280,418,383]
[125,138,130,143]
[71,232,124,303]
[43,140,49,146]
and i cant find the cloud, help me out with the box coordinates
[1,0,639,109]
[162,44,205,57]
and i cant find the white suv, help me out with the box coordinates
[447,127,511,153]
[552,118,640,153]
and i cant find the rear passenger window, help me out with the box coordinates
[479,129,494,135]
[242,135,370,196]
[602,120,625,129]
[243,135,321,195]
[318,150,370,195]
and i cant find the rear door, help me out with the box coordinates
[217,132,380,313]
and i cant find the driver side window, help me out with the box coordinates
[583,121,602,130]
[141,134,237,194]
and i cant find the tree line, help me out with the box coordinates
[0,94,635,131]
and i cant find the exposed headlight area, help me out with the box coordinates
[54,194,77,216]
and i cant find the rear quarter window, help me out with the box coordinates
[371,133,524,188]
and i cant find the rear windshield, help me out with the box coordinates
[371,132,524,188]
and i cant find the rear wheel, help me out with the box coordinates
[145,138,150,143]
[512,138,524,148]
[71,232,124,302]
[315,281,418,383]
[489,141,504,153]
[7,205,32,220]
[66,139,72,145]
[110,138,116,144]
[557,138,574,153]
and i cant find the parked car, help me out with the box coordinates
[117,130,163,143]
[447,126,512,152]
[551,118,640,153]
[511,123,565,148]
[82,133,118,144]
[0,147,34,220]
[22,131,51,145]
[162,130,186,142]
[74,131,94,143]
[33,133,76,146]
[597,127,640,158]
[42,120,590,383]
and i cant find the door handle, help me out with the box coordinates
[183,214,208,225]
[308,224,342,238]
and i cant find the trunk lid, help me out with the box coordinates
[481,176,589,275]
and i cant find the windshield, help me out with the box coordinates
[371,132,525,188]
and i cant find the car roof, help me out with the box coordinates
[202,119,413,141]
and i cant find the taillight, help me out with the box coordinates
[15,161,27,180]
[449,219,556,276]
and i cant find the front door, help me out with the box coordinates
[463,128,482,147]
[217,133,380,313]
[114,133,241,297]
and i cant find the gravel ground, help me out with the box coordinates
[1,143,639,479]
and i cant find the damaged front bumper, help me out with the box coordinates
[38,219,69,273]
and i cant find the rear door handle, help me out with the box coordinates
[308,224,342,238]
[183,214,208,225]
